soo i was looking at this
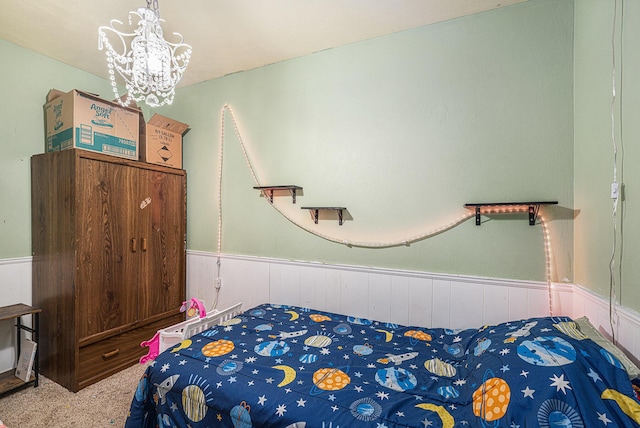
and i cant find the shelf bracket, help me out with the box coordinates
[309,209,319,224]
[265,189,275,204]
[528,204,539,226]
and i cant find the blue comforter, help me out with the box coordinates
[125,303,640,427]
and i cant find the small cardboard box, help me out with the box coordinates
[141,114,189,169]
[44,89,140,160]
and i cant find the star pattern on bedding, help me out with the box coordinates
[126,304,640,428]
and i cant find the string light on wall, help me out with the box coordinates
[539,216,554,315]
[215,104,558,313]
[98,0,192,108]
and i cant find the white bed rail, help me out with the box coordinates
[140,302,243,364]
[183,302,243,339]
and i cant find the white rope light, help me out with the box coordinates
[540,216,554,316]
[216,104,555,313]
[218,104,476,247]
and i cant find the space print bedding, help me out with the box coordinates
[125,303,640,427]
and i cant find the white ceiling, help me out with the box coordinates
[0,0,526,88]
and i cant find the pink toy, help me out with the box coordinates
[139,298,207,364]
[139,331,161,365]
[180,297,207,318]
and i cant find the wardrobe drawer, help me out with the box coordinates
[78,315,184,388]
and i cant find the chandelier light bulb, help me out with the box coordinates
[98,2,192,108]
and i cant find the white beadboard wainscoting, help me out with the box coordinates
[187,251,640,366]
[189,251,572,329]
[571,285,640,367]
[0,254,638,373]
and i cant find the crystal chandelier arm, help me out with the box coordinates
[99,23,129,56]
[98,3,191,108]
[98,14,145,48]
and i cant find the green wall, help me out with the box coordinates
[9,0,638,313]
[574,0,640,311]
[162,0,574,283]
[0,39,115,259]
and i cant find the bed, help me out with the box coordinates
[125,303,640,427]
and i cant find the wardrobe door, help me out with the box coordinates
[76,157,139,340]
[136,167,186,320]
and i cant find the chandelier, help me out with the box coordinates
[98,0,192,108]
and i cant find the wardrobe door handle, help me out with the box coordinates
[141,237,147,252]
[102,349,120,359]
[131,238,137,253]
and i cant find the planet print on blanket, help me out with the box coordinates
[249,308,266,317]
[333,323,352,334]
[230,401,252,428]
[299,353,319,363]
[310,367,351,393]
[304,334,333,348]
[599,348,624,370]
[217,359,243,376]
[202,339,235,357]
[375,367,417,392]
[254,340,290,357]
[349,397,382,422]
[472,377,511,422]
[437,385,460,399]
[424,358,457,377]
[536,399,584,428]
[182,385,208,422]
[353,343,374,356]
[517,336,576,366]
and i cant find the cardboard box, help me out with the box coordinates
[44,89,140,160]
[141,114,189,169]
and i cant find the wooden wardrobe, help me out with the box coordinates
[31,149,186,392]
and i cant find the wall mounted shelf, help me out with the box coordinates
[464,201,558,226]
[254,185,303,204]
[302,207,347,225]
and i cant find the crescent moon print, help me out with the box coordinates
[272,365,297,387]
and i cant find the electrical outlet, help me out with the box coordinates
[611,182,619,199]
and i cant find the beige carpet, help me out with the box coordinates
[0,363,148,428]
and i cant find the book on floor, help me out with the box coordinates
[14,337,37,382]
